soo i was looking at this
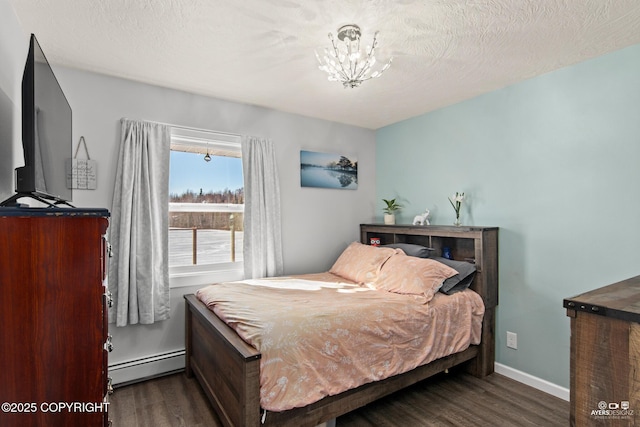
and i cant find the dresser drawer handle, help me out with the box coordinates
[106,291,113,308]
[105,334,114,352]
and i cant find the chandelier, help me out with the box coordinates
[315,24,392,88]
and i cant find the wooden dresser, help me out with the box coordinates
[360,223,499,377]
[564,276,640,426]
[0,208,112,427]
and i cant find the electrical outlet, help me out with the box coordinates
[506,331,518,349]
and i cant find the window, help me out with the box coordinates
[168,127,244,285]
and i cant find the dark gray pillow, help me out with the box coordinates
[382,243,434,258]
[432,257,477,294]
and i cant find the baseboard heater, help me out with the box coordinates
[109,350,185,387]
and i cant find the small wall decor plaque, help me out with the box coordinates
[66,136,97,190]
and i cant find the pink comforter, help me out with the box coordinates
[196,272,484,412]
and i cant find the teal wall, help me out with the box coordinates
[376,43,640,388]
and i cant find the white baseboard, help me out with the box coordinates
[494,362,569,401]
[109,350,185,386]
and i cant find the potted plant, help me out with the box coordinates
[382,198,402,224]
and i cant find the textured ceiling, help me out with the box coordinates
[7,0,640,129]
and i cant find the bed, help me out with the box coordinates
[184,224,498,427]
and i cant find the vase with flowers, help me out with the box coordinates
[448,192,465,226]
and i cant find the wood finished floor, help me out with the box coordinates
[109,368,569,426]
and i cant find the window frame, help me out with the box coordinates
[168,127,244,288]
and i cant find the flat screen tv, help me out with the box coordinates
[1,34,73,207]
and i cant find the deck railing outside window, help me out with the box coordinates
[169,202,244,267]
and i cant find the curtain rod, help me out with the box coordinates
[121,117,241,138]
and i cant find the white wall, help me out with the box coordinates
[52,66,376,376]
[0,0,29,200]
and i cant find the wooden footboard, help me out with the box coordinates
[185,294,261,426]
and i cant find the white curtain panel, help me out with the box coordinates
[109,119,170,327]
[241,135,284,279]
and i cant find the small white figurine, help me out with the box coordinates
[412,209,430,226]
